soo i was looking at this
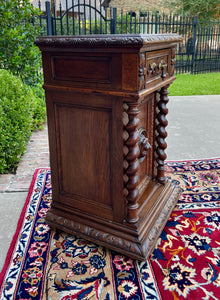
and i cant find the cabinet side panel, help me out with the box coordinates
[51,55,111,83]
[55,104,112,207]
[122,54,138,91]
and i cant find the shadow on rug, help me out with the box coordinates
[0,158,220,299]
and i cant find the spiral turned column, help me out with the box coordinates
[156,85,169,184]
[124,103,140,224]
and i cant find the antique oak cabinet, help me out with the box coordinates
[36,34,182,260]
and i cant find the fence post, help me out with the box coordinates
[110,7,117,34]
[191,15,198,74]
[46,1,53,35]
[155,11,158,34]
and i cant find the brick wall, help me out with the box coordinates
[109,0,165,13]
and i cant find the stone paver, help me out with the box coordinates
[0,174,14,192]
[0,192,28,272]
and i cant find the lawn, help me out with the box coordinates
[169,72,220,96]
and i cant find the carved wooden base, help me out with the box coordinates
[46,182,181,261]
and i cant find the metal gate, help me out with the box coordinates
[39,0,117,35]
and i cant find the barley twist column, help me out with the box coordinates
[156,85,169,184]
[124,103,140,223]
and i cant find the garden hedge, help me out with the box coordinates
[0,69,45,173]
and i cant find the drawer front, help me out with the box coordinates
[139,49,172,90]
[146,49,170,84]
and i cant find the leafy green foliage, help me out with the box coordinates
[0,0,46,172]
[41,17,111,35]
[162,0,220,19]
[31,79,47,130]
[0,70,36,173]
[0,0,42,86]
[0,0,42,87]
[116,14,140,34]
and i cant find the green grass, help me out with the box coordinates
[169,72,220,96]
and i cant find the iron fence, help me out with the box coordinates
[35,0,220,74]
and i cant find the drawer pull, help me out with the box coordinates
[159,60,167,69]
[159,60,167,80]
[147,59,168,80]
[138,128,151,162]
[149,62,157,70]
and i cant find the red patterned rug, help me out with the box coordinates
[0,159,220,299]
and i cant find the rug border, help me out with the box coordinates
[165,157,220,163]
[0,168,49,287]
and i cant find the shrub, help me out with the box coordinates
[31,78,47,130]
[0,69,39,173]
[116,14,140,34]
[0,0,46,128]
[0,0,42,88]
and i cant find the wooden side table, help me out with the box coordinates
[36,34,182,260]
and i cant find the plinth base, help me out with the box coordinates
[46,181,181,261]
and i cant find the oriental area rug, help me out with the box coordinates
[0,158,220,300]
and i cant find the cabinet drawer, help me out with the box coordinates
[145,49,171,88]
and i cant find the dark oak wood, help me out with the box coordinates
[35,34,182,261]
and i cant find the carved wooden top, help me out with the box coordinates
[35,34,182,50]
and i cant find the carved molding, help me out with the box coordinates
[141,184,182,254]
[147,56,168,80]
[46,212,144,257]
[35,34,182,49]
[46,184,181,260]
